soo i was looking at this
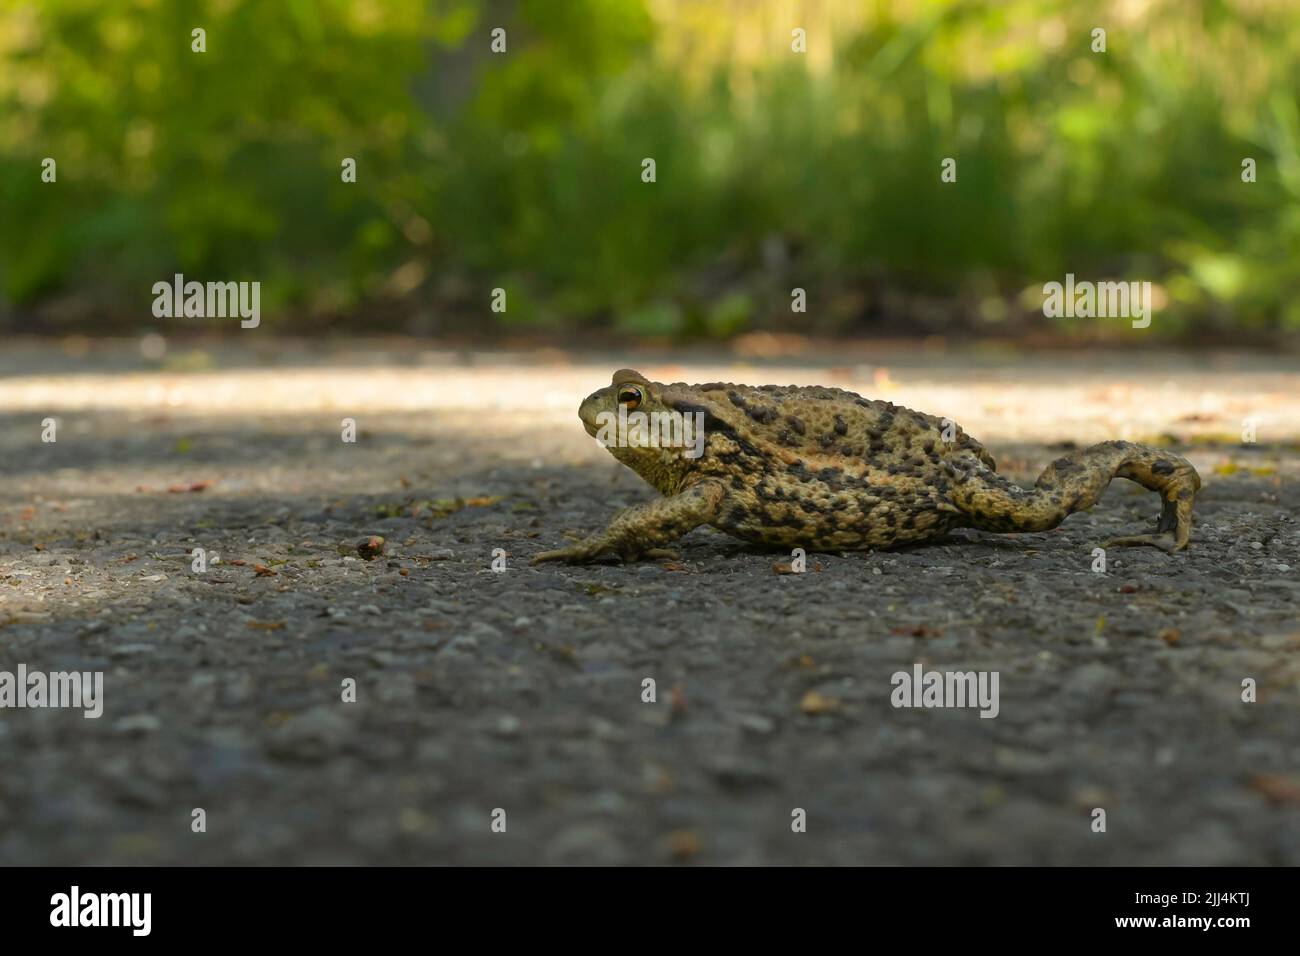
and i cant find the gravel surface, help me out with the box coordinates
[0,340,1297,865]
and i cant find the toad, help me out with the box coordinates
[532,369,1200,563]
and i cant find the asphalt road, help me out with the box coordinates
[1,340,1297,864]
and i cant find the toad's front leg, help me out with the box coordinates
[532,480,725,564]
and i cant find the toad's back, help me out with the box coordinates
[656,379,994,549]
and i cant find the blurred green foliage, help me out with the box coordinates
[1,0,1298,338]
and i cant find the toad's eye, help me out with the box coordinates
[617,384,643,410]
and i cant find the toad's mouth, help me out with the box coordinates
[578,392,604,436]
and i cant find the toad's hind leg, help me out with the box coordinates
[950,440,1200,552]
